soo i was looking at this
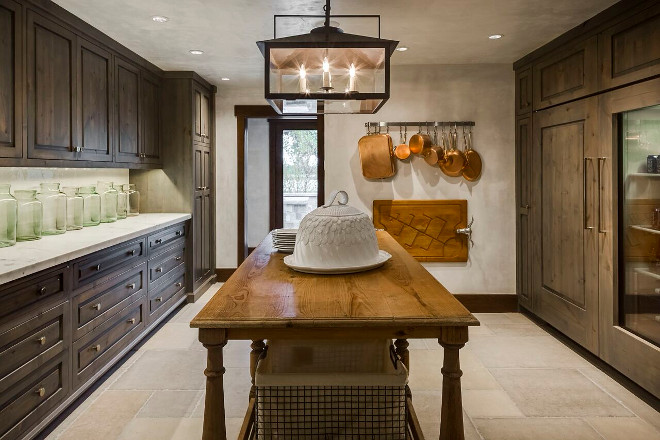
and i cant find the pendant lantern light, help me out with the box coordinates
[257,0,398,115]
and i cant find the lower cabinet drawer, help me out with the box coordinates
[73,238,145,289]
[72,263,146,341]
[148,266,186,324]
[0,302,68,397]
[0,352,69,440]
[72,300,145,389]
[148,244,185,285]
[0,265,68,323]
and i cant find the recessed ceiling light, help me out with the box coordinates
[396,46,408,52]
[488,34,503,40]
[189,49,204,55]
[152,15,169,23]
[221,77,230,81]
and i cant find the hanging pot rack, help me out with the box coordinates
[365,121,475,130]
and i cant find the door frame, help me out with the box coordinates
[235,105,324,265]
[268,119,323,231]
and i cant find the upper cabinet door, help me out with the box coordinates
[201,93,210,144]
[140,71,161,164]
[0,0,22,159]
[114,57,140,164]
[515,67,532,115]
[193,88,203,143]
[78,38,112,162]
[533,36,598,110]
[26,11,77,160]
[531,98,600,354]
[193,85,211,144]
[599,3,660,90]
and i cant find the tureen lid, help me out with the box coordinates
[310,190,363,217]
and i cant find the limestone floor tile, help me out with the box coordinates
[408,390,442,422]
[57,390,152,440]
[586,417,660,440]
[407,349,444,391]
[137,390,203,418]
[110,350,207,390]
[140,323,199,351]
[579,365,660,431]
[473,313,518,324]
[486,324,549,336]
[491,368,633,417]
[462,390,524,418]
[420,411,481,440]
[117,417,205,440]
[407,338,429,350]
[468,335,589,368]
[473,417,603,440]
[468,324,495,337]
[460,349,502,390]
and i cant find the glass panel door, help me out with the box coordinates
[619,104,660,346]
[282,129,318,229]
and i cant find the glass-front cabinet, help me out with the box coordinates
[619,105,660,347]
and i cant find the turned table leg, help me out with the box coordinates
[200,329,228,440]
[438,327,468,440]
[249,340,266,397]
[394,338,410,370]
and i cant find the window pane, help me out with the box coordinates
[282,129,317,229]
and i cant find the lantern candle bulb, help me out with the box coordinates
[349,63,357,92]
[322,57,332,89]
[299,64,307,94]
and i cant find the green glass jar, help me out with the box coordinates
[78,186,101,227]
[123,184,140,216]
[0,184,17,247]
[37,183,66,235]
[97,181,117,223]
[63,186,83,230]
[115,183,127,220]
[15,190,42,241]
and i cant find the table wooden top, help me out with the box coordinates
[191,231,479,329]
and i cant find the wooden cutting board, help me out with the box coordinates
[372,200,468,262]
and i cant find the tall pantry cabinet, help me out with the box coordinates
[515,0,660,397]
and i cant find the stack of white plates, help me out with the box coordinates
[272,229,297,253]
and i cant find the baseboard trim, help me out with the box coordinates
[216,268,236,282]
[453,294,518,313]
[188,274,218,303]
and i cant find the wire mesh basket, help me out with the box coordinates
[255,339,408,440]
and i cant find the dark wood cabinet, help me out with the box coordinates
[140,71,161,164]
[114,57,140,164]
[515,68,532,115]
[26,10,77,160]
[515,116,532,312]
[0,0,22,159]
[194,86,211,144]
[194,145,213,288]
[77,38,112,162]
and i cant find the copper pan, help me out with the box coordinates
[423,126,444,166]
[462,128,482,181]
[394,126,411,160]
[441,125,466,177]
[408,125,431,155]
[358,125,396,179]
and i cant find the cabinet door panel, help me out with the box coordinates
[0,0,21,158]
[114,58,140,163]
[515,68,532,115]
[78,39,112,162]
[533,36,598,110]
[26,11,77,160]
[140,72,160,163]
[201,93,210,143]
[532,98,599,353]
[516,117,533,311]
[600,4,660,89]
[193,89,203,143]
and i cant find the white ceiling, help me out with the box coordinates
[53,0,618,90]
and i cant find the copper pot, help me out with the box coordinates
[423,127,444,166]
[394,126,411,160]
[462,129,482,181]
[409,129,431,155]
[440,127,465,177]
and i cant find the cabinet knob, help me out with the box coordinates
[36,336,46,345]
[126,283,136,289]
[175,231,181,236]
[35,387,46,397]
[196,186,204,191]
[175,256,182,261]
[92,303,102,311]
[127,318,136,324]
[92,344,101,352]
[175,282,182,288]
[38,286,47,296]
[155,239,162,244]
[155,297,163,302]
[95,264,101,271]
[129,249,136,256]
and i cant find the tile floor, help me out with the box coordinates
[43,284,660,440]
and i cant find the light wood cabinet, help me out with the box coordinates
[0,0,22,159]
[531,97,600,354]
[26,10,77,160]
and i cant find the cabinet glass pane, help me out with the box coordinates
[619,104,660,346]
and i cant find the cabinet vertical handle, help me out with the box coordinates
[598,157,607,233]
[584,157,594,230]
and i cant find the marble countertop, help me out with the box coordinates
[0,213,191,285]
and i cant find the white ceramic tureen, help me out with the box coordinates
[283,190,391,274]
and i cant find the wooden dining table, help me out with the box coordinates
[191,231,479,440]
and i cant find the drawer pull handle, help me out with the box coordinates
[92,303,102,311]
[175,282,183,288]
[36,336,46,345]
[155,297,163,302]
[38,286,47,295]
[175,256,182,261]
[127,318,136,324]
[155,267,163,273]
[95,264,101,271]
[155,239,162,244]
[92,344,101,352]
[127,283,136,289]
[129,249,136,256]
[35,387,46,397]
[175,231,181,236]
